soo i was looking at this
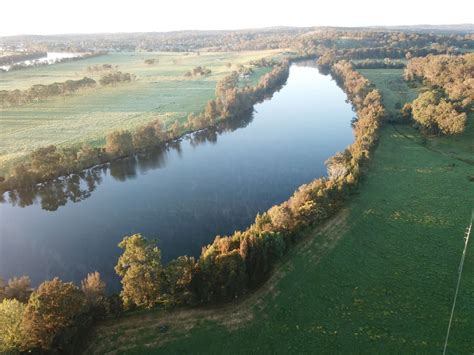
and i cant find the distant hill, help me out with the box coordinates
[369,24,474,33]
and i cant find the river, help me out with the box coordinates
[0,52,85,71]
[0,62,355,290]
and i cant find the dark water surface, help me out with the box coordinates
[0,64,354,290]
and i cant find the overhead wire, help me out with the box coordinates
[442,210,473,355]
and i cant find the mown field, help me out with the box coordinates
[0,50,281,175]
[85,69,474,354]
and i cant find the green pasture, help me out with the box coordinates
[358,68,420,114]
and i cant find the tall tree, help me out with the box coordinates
[81,271,107,318]
[115,234,165,309]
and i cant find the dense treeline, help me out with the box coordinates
[404,53,473,135]
[351,59,406,69]
[0,77,97,107]
[185,62,289,131]
[295,30,473,58]
[315,47,456,72]
[0,70,135,107]
[405,53,474,107]
[335,47,456,60]
[0,62,289,194]
[4,27,472,53]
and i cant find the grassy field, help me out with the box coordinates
[85,69,474,354]
[358,68,420,114]
[0,50,280,175]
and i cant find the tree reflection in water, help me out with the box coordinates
[2,109,256,211]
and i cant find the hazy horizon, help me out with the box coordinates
[1,0,473,37]
[1,23,474,38]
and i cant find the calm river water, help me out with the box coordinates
[0,63,354,290]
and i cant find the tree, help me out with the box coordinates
[30,145,61,179]
[133,123,159,150]
[105,130,134,157]
[326,151,351,180]
[433,100,467,135]
[164,256,196,305]
[4,276,33,302]
[0,299,27,353]
[204,100,219,122]
[412,90,467,135]
[198,249,246,301]
[115,234,165,309]
[411,90,437,125]
[81,271,107,318]
[215,71,239,98]
[400,103,412,120]
[267,203,294,232]
[22,278,86,350]
[77,144,100,167]
[239,231,285,286]
[170,120,181,138]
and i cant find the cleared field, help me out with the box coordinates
[0,50,280,174]
[85,69,474,353]
[358,68,420,113]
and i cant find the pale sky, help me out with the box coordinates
[1,0,473,37]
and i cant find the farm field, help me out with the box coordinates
[85,69,474,354]
[0,50,281,175]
